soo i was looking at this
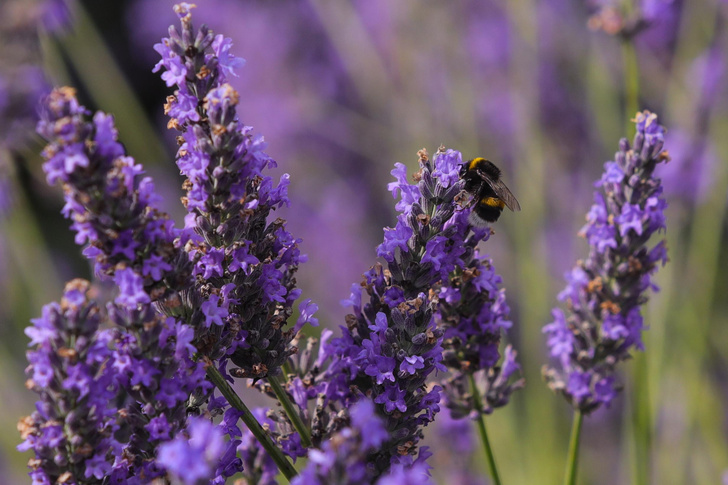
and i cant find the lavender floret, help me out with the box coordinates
[542,111,669,413]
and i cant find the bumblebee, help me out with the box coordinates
[458,157,521,226]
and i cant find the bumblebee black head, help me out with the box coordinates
[458,163,468,178]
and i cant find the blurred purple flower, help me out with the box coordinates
[661,38,726,204]
[40,0,74,33]
[542,111,670,413]
[661,129,717,203]
[157,418,228,485]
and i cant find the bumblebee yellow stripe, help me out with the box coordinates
[480,197,505,209]
[468,157,486,170]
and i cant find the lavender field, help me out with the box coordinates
[1,0,727,484]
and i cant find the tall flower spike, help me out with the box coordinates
[428,150,523,415]
[18,280,119,484]
[154,3,310,376]
[542,111,669,413]
[37,87,193,309]
[319,147,500,476]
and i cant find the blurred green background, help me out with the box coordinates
[1,0,727,484]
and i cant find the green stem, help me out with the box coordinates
[621,29,651,485]
[282,360,294,377]
[631,354,651,485]
[564,410,584,485]
[205,366,297,481]
[268,375,313,448]
[621,38,640,137]
[468,373,502,485]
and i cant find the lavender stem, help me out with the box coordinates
[631,354,651,485]
[268,375,313,448]
[621,38,640,137]
[620,0,639,135]
[468,373,502,485]
[620,28,650,485]
[205,365,297,481]
[564,410,584,485]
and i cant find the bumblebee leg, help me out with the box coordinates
[455,189,475,210]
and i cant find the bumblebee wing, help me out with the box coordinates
[476,168,521,212]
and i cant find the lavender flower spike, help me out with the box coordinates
[18,280,118,484]
[37,87,193,309]
[319,147,500,476]
[106,301,224,481]
[154,3,309,376]
[542,111,669,413]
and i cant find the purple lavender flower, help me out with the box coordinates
[18,280,118,484]
[37,87,193,308]
[33,80,254,480]
[542,111,670,413]
[377,462,434,485]
[0,63,49,217]
[662,37,726,203]
[291,400,416,485]
[157,417,228,485]
[40,0,74,33]
[106,301,222,480]
[585,0,682,44]
[19,280,242,483]
[585,0,649,38]
[236,407,279,485]
[153,3,309,378]
[0,0,52,155]
[31,85,252,482]
[437,245,523,416]
[314,147,517,476]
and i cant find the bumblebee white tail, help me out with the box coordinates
[468,211,492,228]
